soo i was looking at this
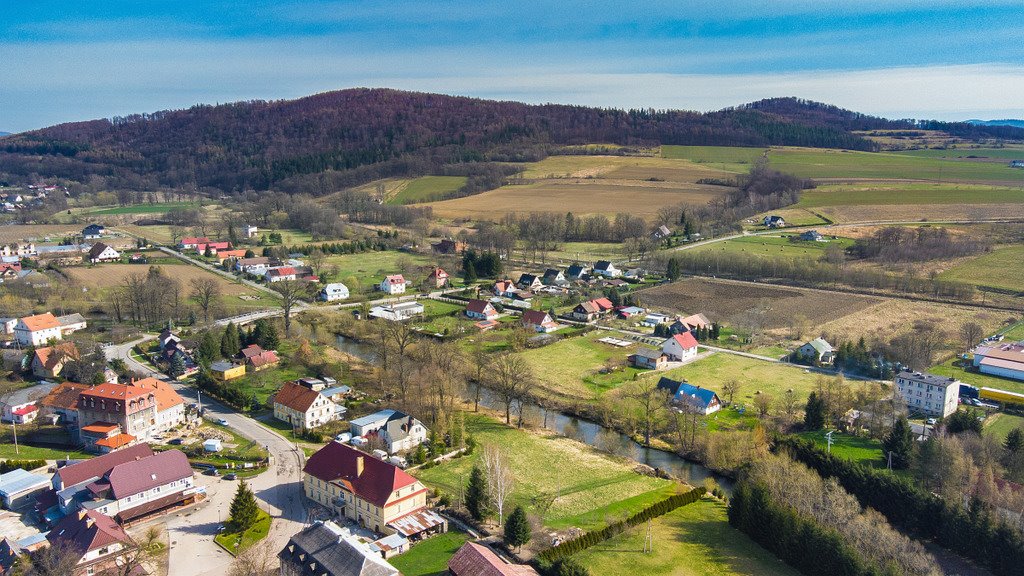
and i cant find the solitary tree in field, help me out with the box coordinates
[228,480,260,531]
[272,280,306,337]
[190,277,222,323]
[721,379,741,405]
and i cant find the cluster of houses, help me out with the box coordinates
[234,255,319,283]
[0,311,88,347]
[0,443,202,575]
[0,185,61,213]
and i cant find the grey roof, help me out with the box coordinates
[320,386,352,397]
[1,381,58,407]
[349,409,398,428]
[633,347,664,360]
[897,371,961,389]
[805,337,833,355]
[0,469,50,496]
[210,360,238,372]
[279,521,398,576]
[56,313,86,327]
[384,413,423,444]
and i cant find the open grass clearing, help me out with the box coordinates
[389,530,471,576]
[0,224,83,243]
[813,202,1024,224]
[896,147,1024,161]
[0,443,92,460]
[214,508,271,555]
[1001,322,1024,341]
[516,154,731,181]
[323,250,437,293]
[767,147,1024,183]
[518,330,645,401]
[79,202,203,216]
[929,358,1024,397]
[389,176,468,205]
[576,497,800,576]
[427,179,730,221]
[797,182,1024,208]
[536,241,624,263]
[938,245,1024,292]
[640,278,882,335]
[652,353,825,406]
[983,413,1024,442]
[687,234,854,262]
[795,430,886,468]
[414,413,680,531]
[661,145,767,173]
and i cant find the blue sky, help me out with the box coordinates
[2,1,1023,132]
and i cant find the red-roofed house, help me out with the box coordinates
[195,241,231,254]
[303,442,443,537]
[40,382,89,425]
[571,297,614,322]
[493,280,516,297]
[31,341,80,379]
[266,266,298,282]
[77,384,158,451]
[52,444,155,492]
[214,248,248,264]
[427,267,450,288]
[273,381,337,431]
[465,299,498,321]
[14,313,61,346]
[177,237,210,250]
[448,542,540,576]
[379,274,407,295]
[46,509,133,576]
[521,310,558,333]
[84,449,197,523]
[662,332,699,362]
[241,344,279,372]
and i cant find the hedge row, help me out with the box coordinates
[537,486,706,563]
[776,436,1024,576]
[0,459,48,474]
[729,480,889,576]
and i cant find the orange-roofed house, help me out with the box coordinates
[14,312,61,346]
[449,542,540,576]
[31,341,80,379]
[241,344,279,372]
[303,441,445,538]
[77,383,158,451]
[40,381,89,425]
[128,377,186,433]
[215,249,248,264]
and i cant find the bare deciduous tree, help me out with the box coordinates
[488,353,531,425]
[721,379,741,405]
[624,378,670,447]
[960,321,984,350]
[482,445,514,527]
[190,277,222,323]
[272,280,307,337]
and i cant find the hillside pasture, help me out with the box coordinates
[798,182,1024,208]
[516,154,729,181]
[896,147,1024,161]
[639,278,882,334]
[388,176,467,204]
[767,147,1024,184]
[79,202,202,216]
[0,224,83,243]
[427,179,731,221]
[686,234,855,262]
[938,245,1024,292]
[811,202,1024,224]
[660,145,767,173]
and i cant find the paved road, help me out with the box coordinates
[105,339,306,575]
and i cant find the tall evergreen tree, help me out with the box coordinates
[803,392,825,430]
[168,353,186,379]
[504,505,531,550]
[466,465,489,521]
[228,480,260,531]
[463,260,478,283]
[883,416,914,469]
[252,319,279,350]
[197,331,220,364]
[1006,427,1024,453]
[221,322,242,358]
[666,257,681,281]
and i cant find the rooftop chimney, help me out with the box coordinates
[356,456,364,478]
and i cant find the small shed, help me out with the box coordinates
[0,468,50,509]
[203,438,223,452]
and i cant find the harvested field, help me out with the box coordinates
[517,155,729,180]
[65,264,256,296]
[427,179,730,221]
[813,202,1024,224]
[639,278,882,332]
[798,182,1024,208]
[0,224,82,243]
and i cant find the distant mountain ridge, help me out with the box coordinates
[0,89,1021,194]
[966,119,1024,129]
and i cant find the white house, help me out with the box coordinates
[265,266,298,282]
[87,242,120,263]
[320,282,350,302]
[1,317,18,334]
[798,338,835,364]
[274,381,338,431]
[56,313,87,336]
[380,275,407,295]
[895,371,960,418]
[465,299,498,320]
[349,409,428,453]
[369,302,423,321]
[235,257,273,275]
[593,261,621,278]
[245,225,259,238]
[14,312,62,346]
[662,332,699,362]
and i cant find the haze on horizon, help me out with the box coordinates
[3,0,1024,133]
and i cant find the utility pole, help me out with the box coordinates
[825,430,834,454]
[643,518,653,553]
[887,450,893,470]
[11,419,18,455]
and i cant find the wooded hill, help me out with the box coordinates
[2,89,1022,194]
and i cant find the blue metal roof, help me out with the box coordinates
[0,468,49,496]
[349,409,397,427]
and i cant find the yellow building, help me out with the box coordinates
[210,360,246,381]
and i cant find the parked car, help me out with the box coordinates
[217,418,229,426]
[223,473,237,480]
[926,418,937,426]
[168,438,183,445]
[203,467,220,476]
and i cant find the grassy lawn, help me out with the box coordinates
[390,531,471,576]
[0,444,92,460]
[983,413,1024,442]
[687,234,854,261]
[896,147,1024,160]
[768,148,1023,183]
[390,176,467,204]
[659,353,826,406]
[929,358,1024,396]
[518,330,645,400]
[1001,321,1024,341]
[576,498,799,576]
[80,202,202,216]
[797,182,1024,208]
[795,430,885,468]
[537,241,624,262]
[415,414,680,531]
[214,508,271,555]
[325,251,436,294]
[938,245,1024,292]
[661,145,766,173]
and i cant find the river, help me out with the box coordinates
[335,333,733,492]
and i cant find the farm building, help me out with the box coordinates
[799,230,826,242]
[669,313,711,335]
[972,342,1024,382]
[630,347,667,370]
[57,313,88,336]
[431,238,467,254]
[178,237,210,250]
[14,312,62,346]
[82,224,106,239]
[449,542,540,576]
[797,338,835,364]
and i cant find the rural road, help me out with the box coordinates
[105,339,306,575]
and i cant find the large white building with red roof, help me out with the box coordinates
[14,312,62,346]
[303,442,445,538]
[662,332,699,362]
[379,274,407,295]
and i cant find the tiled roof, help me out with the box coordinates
[87,242,114,259]
[41,382,90,411]
[33,341,80,371]
[669,332,698,350]
[47,509,130,556]
[274,381,323,413]
[106,449,192,500]
[448,542,540,576]
[180,237,210,245]
[129,377,184,411]
[280,521,399,576]
[56,443,155,489]
[19,312,59,331]
[521,310,550,325]
[466,299,493,314]
[248,350,279,368]
[80,383,153,402]
[81,422,120,434]
[268,266,297,277]
[384,274,405,284]
[95,433,135,450]
[303,442,419,508]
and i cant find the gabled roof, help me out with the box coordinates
[268,266,297,277]
[384,274,405,284]
[87,242,116,259]
[428,267,449,278]
[94,433,135,450]
[656,377,719,409]
[521,310,551,325]
[129,377,184,411]
[448,542,540,576]
[18,312,59,331]
[41,381,90,411]
[275,381,324,414]
[594,260,615,270]
[632,347,665,360]
[280,521,399,576]
[106,449,192,499]
[56,312,87,327]
[56,444,155,489]
[47,509,130,557]
[805,337,833,355]
[666,332,698,350]
[678,313,711,329]
[517,274,538,285]
[180,236,210,245]
[466,299,494,314]
[303,442,420,508]
[33,341,80,371]
[248,350,280,368]
[591,297,614,311]
[241,344,267,359]
[79,382,153,403]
